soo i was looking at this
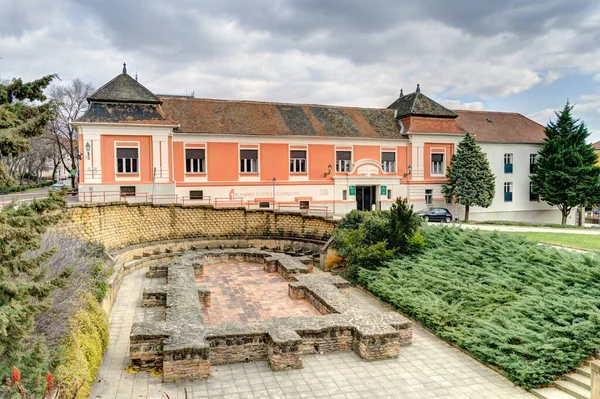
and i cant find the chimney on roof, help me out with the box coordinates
[123,62,127,74]
[416,83,420,93]
[399,89,404,98]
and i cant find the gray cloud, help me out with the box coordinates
[1,0,599,139]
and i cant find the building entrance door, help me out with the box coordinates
[356,186,376,211]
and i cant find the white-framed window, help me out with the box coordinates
[431,153,444,175]
[290,150,307,173]
[529,181,540,201]
[240,149,258,173]
[342,190,348,201]
[185,149,205,173]
[504,153,513,173]
[116,148,138,173]
[425,189,433,205]
[504,182,513,202]
[336,151,351,172]
[530,154,537,174]
[381,152,396,173]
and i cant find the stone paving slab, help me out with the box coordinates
[90,267,534,399]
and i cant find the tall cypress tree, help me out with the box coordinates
[442,132,495,222]
[531,102,600,225]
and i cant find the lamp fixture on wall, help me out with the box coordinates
[403,165,413,178]
[323,164,333,178]
[85,142,91,160]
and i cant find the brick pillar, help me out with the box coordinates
[267,331,303,371]
[163,345,210,382]
[591,360,600,399]
[352,331,400,361]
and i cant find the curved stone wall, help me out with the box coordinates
[58,203,337,250]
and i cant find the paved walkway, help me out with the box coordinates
[90,267,534,399]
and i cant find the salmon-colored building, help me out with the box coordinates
[73,66,561,222]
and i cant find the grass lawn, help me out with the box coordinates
[504,231,600,251]
[359,227,600,389]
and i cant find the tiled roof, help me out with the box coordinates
[454,110,546,143]
[88,73,161,104]
[77,102,176,125]
[401,116,465,134]
[592,141,600,150]
[159,97,405,138]
[387,92,457,119]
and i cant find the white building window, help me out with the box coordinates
[336,151,351,172]
[116,148,138,173]
[185,149,205,173]
[290,150,307,173]
[431,153,444,175]
[504,182,513,202]
[530,154,537,174]
[240,149,258,173]
[381,152,396,173]
[504,153,513,173]
[425,189,433,205]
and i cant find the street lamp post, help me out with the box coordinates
[272,177,276,210]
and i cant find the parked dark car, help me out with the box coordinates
[417,208,453,223]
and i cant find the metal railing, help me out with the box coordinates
[0,190,332,218]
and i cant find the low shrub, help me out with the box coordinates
[360,226,600,388]
[333,198,424,281]
[0,180,54,194]
[54,292,109,399]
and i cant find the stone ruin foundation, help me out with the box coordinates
[130,248,412,382]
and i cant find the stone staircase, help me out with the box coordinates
[531,361,592,399]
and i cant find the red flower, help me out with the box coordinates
[11,367,20,384]
[45,371,54,393]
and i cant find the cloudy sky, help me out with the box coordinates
[2,0,600,141]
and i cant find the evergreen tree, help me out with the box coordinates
[531,102,600,225]
[442,132,495,222]
[0,75,57,188]
[0,191,67,369]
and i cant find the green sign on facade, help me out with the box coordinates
[380,185,387,195]
[349,186,356,196]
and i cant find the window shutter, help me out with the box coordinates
[382,152,395,162]
[117,148,138,158]
[290,150,306,158]
[336,151,351,161]
[240,149,258,159]
[186,149,205,159]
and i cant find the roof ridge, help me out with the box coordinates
[453,109,520,115]
[158,96,394,111]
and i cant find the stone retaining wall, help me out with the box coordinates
[58,203,337,251]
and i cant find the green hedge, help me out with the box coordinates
[0,181,54,194]
[54,293,109,399]
[360,227,600,388]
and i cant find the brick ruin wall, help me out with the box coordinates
[57,203,337,251]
